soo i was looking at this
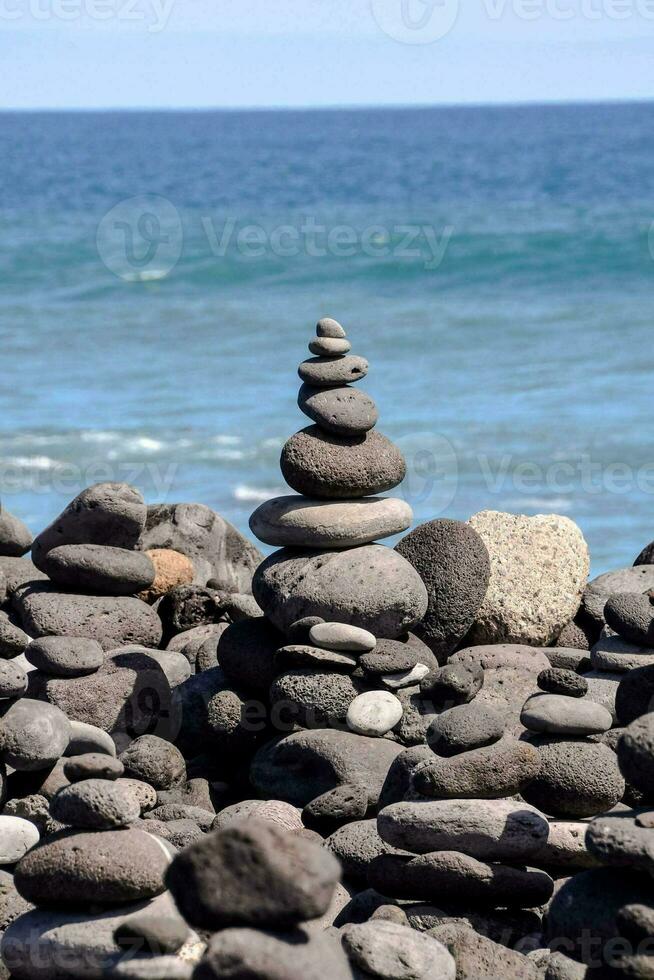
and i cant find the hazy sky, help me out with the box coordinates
[2,0,654,108]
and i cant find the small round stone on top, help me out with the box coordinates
[309,337,351,357]
[316,317,347,339]
[309,622,376,653]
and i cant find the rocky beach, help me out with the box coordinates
[0,318,653,978]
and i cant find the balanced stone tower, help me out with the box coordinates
[249,317,430,736]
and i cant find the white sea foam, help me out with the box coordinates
[4,456,61,470]
[213,435,242,445]
[508,496,572,511]
[233,484,279,503]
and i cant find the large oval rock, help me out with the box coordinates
[520,694,612,736]
[605,592,654,648]
[0,698,71,771]
[138,502,261,594]
[0,816,40,865]
[396,519,490,658]
[298,383,378,436]
[13,584,162,651]
[269,669,363,729]
[14,829,170,908]
[412,734,541,800]
[467,511,589,646]
[298,354,368,387]
[31,483,146,572]
[521,739,625,818]
[591,625,654,672]
[280,426,406,499]
[377,799,549,861]
[327,818,402,883]
[41,544,155,596]
[342,920,455,980]
[0,509,32,557]
[195,926,353,980]
[253,545,428,639]
[250,495,412,549]
[50,778,139,830]
[251,729,403,808]
[26,636,105,677]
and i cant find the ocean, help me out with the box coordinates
[1,102,654,574]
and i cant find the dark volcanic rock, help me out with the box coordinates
[537,667,588,698]
[413,734,540,800]
[26,636,105,677]
[521,738,625,818]
[31,482,146,572]
[605,591,654,647]
[419,662,484,707]
[156,584,228,644]
[138,502,262,594]
[615,662,654,725]
[269,669,363,729]
[298,383,379,436]
[253,545,427,640]
[0,659,28,699]
[195,926,353,980]
[0,611,31,658]
[50,778,139,829]
[119,735,186,790]
[40,544,155,596]
[302,783,368,832]
[396,519,490,659]
[218,617,284,695]
[0,698,71,770]
[359,635,437,677]
[165,819,340,931]
[280,425,405,499]
[617,714,654,796]
[0,510,32,557]
[63,753,124,782]
[427,702,505,757]
[327,819,403,884]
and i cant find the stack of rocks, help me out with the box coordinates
[248,317,434,743]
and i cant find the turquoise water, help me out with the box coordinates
[1,103,654,572]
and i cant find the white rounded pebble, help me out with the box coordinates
[0,815,40,864]
[346,691,403,737]
[309,622,376,653]
[381,662,431,690]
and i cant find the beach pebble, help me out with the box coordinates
[31,482,146,572]
[138,548,195,602]
[14,586,163,652]
[467,510,589,646]
[381,663,431,689]
[537,667,587,697]
[309,623,377,653]
[281,426,405,499]
[308,336,351,356]
[63,753,124,782]
[0,611,31,658]
[302,783,368,831]
[346,691,403,736]
[212,799,303,834]
[117,778,158,814]
[378,799,549,861]
[41,544,155,595]
[617,714,654,795]
[546,646,593,671]
[585,810,654,868]
[521,738,624,817]
[120,736,186,790]
[413,734,541,800]
[51,778,140,829]
[196,926,353,980]
[270,668,362,729]
[0,698,71,771]
[14,829,170,907]
[327,819,401,883]
[448,644,549,731]
[420,662,484,706]
[0,660,28,699]
[591,625,654,671]
[66,720,117,757]
[605,591,654,647]
[138,502,261,595]
[360,635,437,676]
[253,544,428,640]
[249,494,412,549]
[275,644,358,672]
[298,383,379,436]
[583,565,654,629]
[26,635,105,677]
[430,925,543,980]
[427,703,505,756]
[370,850,553,907]
[0,510,32,557]
[316,316,347,338]
[251,728,403,808]
[2,794,51,833]
[0,816,40,865]
[520,693,612,736]
[342,920,455,980]
[298,354,368,387]
[114,906,190,955]
[396,518,491,658]
[165,819,340,931]
[615,662,654,725]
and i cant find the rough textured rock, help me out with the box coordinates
[13,583,162,651]
[302,783,368,832]
[521,738,625,817]
[0,659,28,699]
[63,753,124,782]
[253,545,428,639]
[166,819,340,931]
[537,668,588,698]
[360,636,437,677]
[395,519,490,659]
[31,483,146,571]
[412,734,541,799]
[215,616,283,696]
[605,592,654,647]
[297,354,368,387]
[583,566,654,629]
[26,635,105,677]
[139,548,195,603]
[138,502,261,594]
[430,924,542,980]
[617,714,654,795]
[14,829,170,908]
[269,668,363,729]
[280,426,406,499]
[327,819,403,883]
[419,662,483,707]
[427,703,505,756]
[467,511,589,645]
[250,495,412,549]
[251,729,403,808]
[342,920,455,979]
[50,778,139,829]
[195,926,353,980]
[615,663,654,725]
[0,698,71,770]
[520,694,612,736]
[0,611,31,658]
[212,799,303,834]
[0,816,40,865]
[298,383,378,436]
[119,736,186,790]
[0,510,32,557]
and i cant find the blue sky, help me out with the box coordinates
[2,0,654,108]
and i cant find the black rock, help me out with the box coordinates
[427,702,505,756]
[269,668,363,729]
[615,662,654,725]
[359,635,437,677]
[419,662,484,707]
[302,783,368,833]
[521,738,625,818]
[617,714,654,796]
[605,592,654,648]
[156,584,228,644]
[119,735,186,790]
[0,611,31,658]
[218,617,284,696]
[0,510,32,557]
[537,667,588,698]
[63,753,124,782]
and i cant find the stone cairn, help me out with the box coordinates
[4,318,654,977]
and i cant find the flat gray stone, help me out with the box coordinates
[298,354,368,387]
[309,622,376,652]
[520,693,612,735]
[274,645,358,672]
[197,926,353,980]
[342,920,455,979]
[41,544,155,595]
[26,636,105,677]
[308,336,351,356]
[346,691,403,736]
[298,383,379,436]
[591,626,654,672]
[427,703,505,756]
[250,495,412,548]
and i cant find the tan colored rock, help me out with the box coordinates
[467,511,589,645]
[139,549,195,603]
